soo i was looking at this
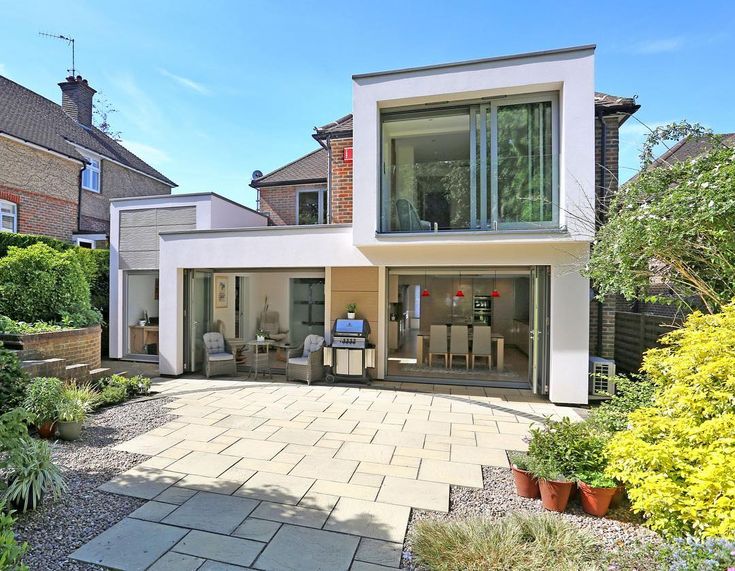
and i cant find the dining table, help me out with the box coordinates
[415,327,504,369]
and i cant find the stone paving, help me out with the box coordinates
[71,377,584,570]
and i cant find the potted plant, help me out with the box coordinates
[256,329,267,342]
[3,437,67,512]
[576,471,618,517]
[529,457,574,513]
[22,377,64,438]
[56,384,96,441]
[507,451,539,498]
[346,303,357,319]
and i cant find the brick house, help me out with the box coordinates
[0,74,176,247]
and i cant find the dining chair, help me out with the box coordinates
[450,325,470,369]
[471,325,492,369]
[428,324,449,367]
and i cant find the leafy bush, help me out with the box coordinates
[606,304,735,537]
[57,384,97,423]
[527,417,609,481]
[96,374,151,398]
[0,316,65,334]
[658,536,735,571]
[97,384,127,407]
[3,437,66,512]
[0,243,99,326]
[0,231,70,258]
[410,513,604,571]
[0,501,28,571]
[22,377,64,426]
[588,374,656,433]
[0,343,26,415]
[507,451,530,471]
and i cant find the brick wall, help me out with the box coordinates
[329,137,353,224]
[80,160,172,233]
[0,184,78,241]
[0,326,101,369]
[258,182,325,225]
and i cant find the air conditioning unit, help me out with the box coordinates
[589,356,616,396]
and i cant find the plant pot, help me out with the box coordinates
[347,312,356,319]
[610,484,626,508]
[538,478,574,512]
[578,481,618,517]
[36,421,56,439]
[57,420,83,441]
[510,465,540,498]
[256,335,265,342]
[8,480,44,513]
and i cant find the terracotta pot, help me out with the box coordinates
[36,421,56,439]
[538,478,574,512]
[510,465,540,498]
[578,481,618,517]
[610,484,626,508]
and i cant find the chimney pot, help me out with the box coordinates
[59,75,96,128]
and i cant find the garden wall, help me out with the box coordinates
[614,312,677,373]
[0,325,101,369]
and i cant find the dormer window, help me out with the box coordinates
[81,153,101,192]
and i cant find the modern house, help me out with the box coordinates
[109,45,639,404]
[0,74,176,247]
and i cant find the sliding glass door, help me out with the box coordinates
[184,270,212,372]
[380,93,558,233]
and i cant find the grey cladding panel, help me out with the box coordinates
[119,250,159,270]
[119,226,159,252]
[118,206,195,269]
[157,206,196,226]
[120,208,156,227]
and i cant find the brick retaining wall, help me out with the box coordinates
[0,325,101,369]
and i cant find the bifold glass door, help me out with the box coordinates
[381,94,558,232]
[184,270,213,372]
[529,266,550,394]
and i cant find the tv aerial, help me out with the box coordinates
[39,32,76,76]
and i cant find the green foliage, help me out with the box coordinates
[56,384,96,423]
[97,384,127,407]
[0,316,64,334]
[586,131,735,313]
[606,303,735,537]
[346,303,357,313]
[507,451,530,471]
[527,417,609,481]
[588,375,656,434]
[3,437,66,512]
[0,243,99,326]
[657,536,735,571]
[0,501,28,571]
[576,471,617,489]
[22,377,64,426]
[410,513,604,571]
[0,344,27,415]
[91,374,151,408]
[0,231,70,258]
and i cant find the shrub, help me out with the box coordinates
[3,437,66,512]
[527,417,609,481]
[0,243,99,326]
[0,316,64,334]
[410,513,603,571]
[658,536,735,570]
[0,501,28,571]
[57,384,97,423]
[22,377,64,426]
[0,231,69,258]
[588,374,656,434]
[0,343,27,415]
[97,384,127,407]
[606,303,735,538]
[507,451,531,471]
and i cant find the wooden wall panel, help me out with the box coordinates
[330,267,380,344]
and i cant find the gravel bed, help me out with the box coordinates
[13,395,175,571]
[402,465,660,569]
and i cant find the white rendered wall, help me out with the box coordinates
[352,47,596,247]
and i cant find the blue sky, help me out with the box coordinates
[1,1,733,208]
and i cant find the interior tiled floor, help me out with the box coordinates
[71,376,585,571]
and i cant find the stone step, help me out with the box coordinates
[89,367,111,382]
[63,363,90,381]
[21,357,66,379]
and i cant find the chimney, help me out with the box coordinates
[59,75,96,127]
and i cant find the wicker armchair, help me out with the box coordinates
[203,332,237,378]
[286,334,325,385]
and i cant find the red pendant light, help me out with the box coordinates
[491,270,501,297]
[421,269,430,297]
[491,289,500,298]
[455,272,464,298]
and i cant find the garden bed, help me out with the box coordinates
[402,466,660,570]
[13,395,174,570]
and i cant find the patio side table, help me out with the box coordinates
[246,339,273,379]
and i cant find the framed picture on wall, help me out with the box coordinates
[215,276,228,308]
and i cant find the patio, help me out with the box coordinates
[71,377,584,570]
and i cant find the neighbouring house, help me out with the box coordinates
[109,44,639,404]
[0,74,177,248]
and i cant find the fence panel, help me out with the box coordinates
[614,312,677,373]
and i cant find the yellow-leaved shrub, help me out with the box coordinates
[606,303,735,538]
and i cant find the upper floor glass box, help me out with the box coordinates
[380,93,559,233]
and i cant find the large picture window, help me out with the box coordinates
[380,94,558,233]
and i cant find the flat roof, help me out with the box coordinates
[110,191,264,217]
[352,44,596,80]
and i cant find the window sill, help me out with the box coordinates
[82,186,100,193]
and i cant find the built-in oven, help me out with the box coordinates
[473,295,492,326]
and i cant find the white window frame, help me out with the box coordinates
[81,152,102,193]
[0,199,18,232]
[296,188,326,225]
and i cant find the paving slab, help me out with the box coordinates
[335,442,395,464]
[308,417,359,434]
[290,454,358,483]
[450,444,508,467]
[311,479,379,501]
[173,530,264,568]
[199,562,252,570]
[221,438,287,460]
[325,498,410,543]
[233,518,282,542]
[418,458,484,488]
[113,434,182,456]
[254,524,359,571]
[69,518,187,570]
[250,501,330,529]
[98,466,184,500]
[355,538,403,568]
[298,491,341,511]
[350,562,399,570]
[176,473,249,495]
[162,491,259,534]
[167,423,228,442]
[166,451,240,478]
[377,476,449,512]
[372,430,425,448]
[148,551,206,570]
[267,427,324,446]
[214,414,268,431]
[234,471,315,505]
[128,500,177,522]
[154,486,198,505]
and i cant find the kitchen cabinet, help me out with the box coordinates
[388,275,399,303]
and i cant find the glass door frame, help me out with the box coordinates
[529,266,551,394]
[122,269,160,361]
[183,269,213,373]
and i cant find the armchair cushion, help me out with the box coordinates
[287,357,309,366]
[203,332,226,354]
[302,335,325,358]
[208,352,234,362]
